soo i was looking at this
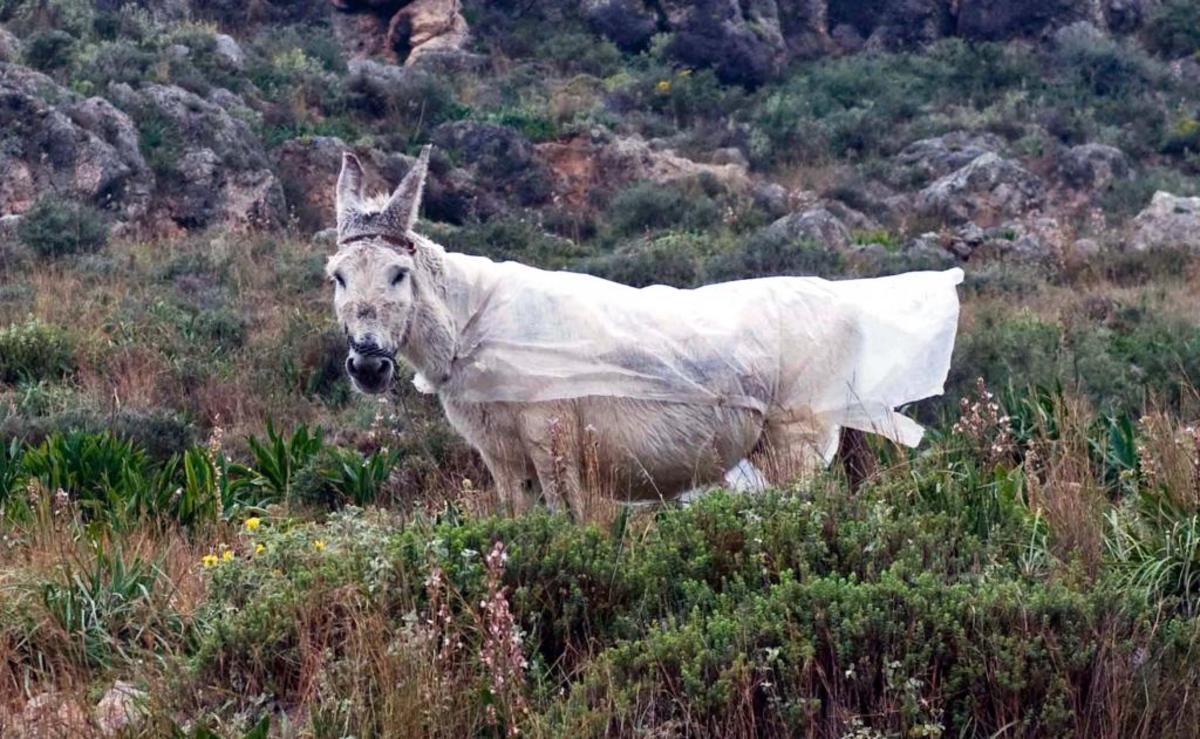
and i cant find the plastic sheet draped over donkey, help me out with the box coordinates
[327,146,964,512]
[434,256,963,460]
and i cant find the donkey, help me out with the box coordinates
[326,147,960,515]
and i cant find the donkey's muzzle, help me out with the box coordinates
[346,338,394,394]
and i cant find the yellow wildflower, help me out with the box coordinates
[271,568,283,577]
[655,79,671,94]
[255,543,266,555]
[244,517,261,531]
[313,539,327,552]
[202,553,218,568]
[222,549,234,562]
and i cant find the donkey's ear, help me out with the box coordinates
[336,152,366,231]
[380,145,432,235]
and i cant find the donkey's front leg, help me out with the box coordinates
[524,410,586,519]
[480,450,534,516]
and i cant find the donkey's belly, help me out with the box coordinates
[575,397,764,500]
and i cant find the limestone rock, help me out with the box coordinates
[958,0,1105,40]
[1059,143,1129,190]
[534,132,750,210]
[108,82,285,231]
[896,131,1007,183]
[212,33,245,70]
[0,63,149,220]
[1131,192,1200,252]
[916,152,1044,225]
[761,208,852,250]
[94,681,147,738]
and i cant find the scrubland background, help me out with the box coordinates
[1,1,1200,736]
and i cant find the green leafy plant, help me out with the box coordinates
[16,196,109,258]
[0,319,75,384]
[230,421,325,502]
[40,544,161,667]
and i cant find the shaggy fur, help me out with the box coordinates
[328,150,835,515]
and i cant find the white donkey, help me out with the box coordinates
[326,146,963,515]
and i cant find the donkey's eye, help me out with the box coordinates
[333,272,346,288]
[391,268,408,287]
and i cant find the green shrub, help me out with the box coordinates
[581,235,701,288]
[23,28,75,70]
[0,438,24,516]
[1145,0,1200,58]
[291,446,399,508]
[72,38,158,91]
[607,181,720,236]
[21,431,148,522]
[704,232,846,281]
[0,408,196,463]
[0,319,75,384]
[230,422,325,503]
[430,218,589,270]
[1054,31,1163,98]
[40,544,161,667]
[16,197,109,257]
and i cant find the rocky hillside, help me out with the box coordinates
[1,0,1198,272]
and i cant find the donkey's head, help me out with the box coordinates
[327,146,432,394]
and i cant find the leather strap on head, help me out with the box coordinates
[337,233,416,253]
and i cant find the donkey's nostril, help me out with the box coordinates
[346,356,357,374]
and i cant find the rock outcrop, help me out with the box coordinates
[1131,192,1200,252]
[107,83,285,232]
[332,0,470,65]
[895,131,1007,183]
[0,63,150,220]
[761,208,852,250]
[1059,143,1129,190]
[535,132,751,210]
[916,152,1044,225]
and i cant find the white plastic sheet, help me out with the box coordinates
[424,247,963,451]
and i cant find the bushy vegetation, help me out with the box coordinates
[16,197,109,258]
[3,1,1200,735]
[2,386,1200,736]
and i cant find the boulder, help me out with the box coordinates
[828,0,954,50]
[94,681,148,738]
[1059,143,1129,190]
[107,82,285,231]
[916,152,1044,225]
[534,131,750,210]
[0,24,21,63]
[0,63,149,220]
[895,130,1007,182]
[432,120,552,207]
[332,0,469,64]
[661,0,787,87]
[957,0,1105,40]
[761,208,851,250]
[392,0,470,65]
[583,0,659,52]
[212,33,245,70]
[1131,192,1200,252]
[777,0,832,58]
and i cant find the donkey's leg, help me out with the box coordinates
[755,416,838,486]
[522,406,586,518]
[480,450,534,516]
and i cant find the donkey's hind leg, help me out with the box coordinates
[754,415,839,487]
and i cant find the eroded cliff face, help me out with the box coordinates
[331,0,470,66]
[579,0,1162,84]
